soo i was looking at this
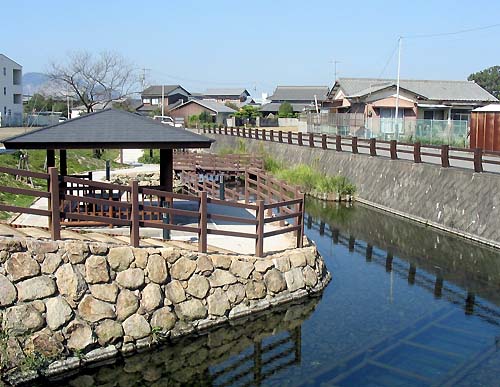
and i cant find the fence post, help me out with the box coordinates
[351,136,358,154]
[298,132,303,146]
[255,128,259,140]
[413,142,422,163]
[237,127,240,137]
[309,133,314,148]
[230,127,234,136]
[202,125,206,134]
[269,129,274,142]
[335,135,342,151]
[322,134,327,150]
[224,125,228,135]
[440,145,450,167]
[244,169,249,204]
[130,180,140,248]
[390,140,397,160]
[474,148,483,172]
[287,131,292,144]
[256,199,265,257]
[198,191,207,253]
[262,128,267,141]
[278,130,283,143]
[48,167,61,241]
[369,138,376,156]
[297,193,305,248]
[242,127,246,137]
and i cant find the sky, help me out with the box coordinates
[3,0,500,96]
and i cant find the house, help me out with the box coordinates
[0,54,23,126]
[70,98,142,119]
[203,88,251,105]
[260,86,329,116]
[327,77,498,122]
[169,99,237,124]
[138,85,190,115]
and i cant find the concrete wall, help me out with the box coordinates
[0,54,23,126]
[0,237,329,385]
[206,134,500,247]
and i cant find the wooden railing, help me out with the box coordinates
[0,166,304,257]
[173,153,263,172]
[202,126,500,173]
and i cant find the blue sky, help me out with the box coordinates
[4,0,500,95]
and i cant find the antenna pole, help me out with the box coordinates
[394,37,402,136]
[161,84,165,117]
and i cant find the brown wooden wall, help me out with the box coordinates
[470,111,500,151]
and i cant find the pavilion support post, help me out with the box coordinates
[160,149,173,192]
[47,149,55,190]
[59,149,67,192]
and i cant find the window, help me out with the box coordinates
[12,69,21,85]
[2,67,5,76]
[3,107,6,115]
[13,94,21,104]
[151,98,159,105]
[142,98,151,104]
[3,87,5,95]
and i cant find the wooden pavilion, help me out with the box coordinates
[3,109,214,190]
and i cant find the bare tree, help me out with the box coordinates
[47,51,140,113]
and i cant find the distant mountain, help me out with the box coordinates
[23,72,50,96]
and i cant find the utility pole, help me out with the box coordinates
[329,60,341,81]
[140,68,151,91]
[161,84,165,117]
[394,37,402,136]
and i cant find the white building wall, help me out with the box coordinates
[0,54,23,126]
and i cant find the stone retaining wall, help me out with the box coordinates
[0,237,330,385]
[206,134,500,246]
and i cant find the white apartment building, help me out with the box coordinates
[0,54,23,126]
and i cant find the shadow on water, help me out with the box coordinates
[44,199,500,387]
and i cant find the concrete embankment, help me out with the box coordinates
[0,236,329,385]
[207,134,500,247]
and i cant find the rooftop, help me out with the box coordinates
[172,99,237,113]
[142,85,190,97]
[3,109,214,150]
[205,88,250,97]
[269,86,330,102]
[335,77,498,102]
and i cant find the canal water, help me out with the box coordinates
[51,200,500,386]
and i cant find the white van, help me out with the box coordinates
[153,116,182,127]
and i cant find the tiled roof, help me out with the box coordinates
[205,88,250,97]
[142,85,190,97]
[259,102,311,113]
[269,86,330,102]
[172,99,237,113]
[336,77,498,102]
[3,109,214,149]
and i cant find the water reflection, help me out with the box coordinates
[45,298,320,387]
[45,200,500,386]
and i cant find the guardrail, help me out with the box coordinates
[0,165,304,257]
[201,126,500,173]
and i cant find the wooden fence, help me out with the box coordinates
[0,165,304,257]
[173,153,263,173]
[201,126,500,173]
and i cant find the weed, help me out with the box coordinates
[21,351,50,372]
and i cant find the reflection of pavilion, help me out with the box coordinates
[48,298,318,387]
[305,215,500,386]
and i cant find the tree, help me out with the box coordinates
[24,93,69,117]
[278,102,296,118]
[468,66,500,99]
[234,105,261,120]
[199,111,212,123]
[47,51,140,113]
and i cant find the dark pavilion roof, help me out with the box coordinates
[3,109,215,150]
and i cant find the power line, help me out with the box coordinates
[377,40,399,78]
[403,22,500,39]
